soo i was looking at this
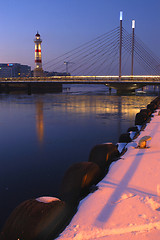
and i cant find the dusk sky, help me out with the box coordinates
[0,0,160,70]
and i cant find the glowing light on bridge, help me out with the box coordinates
[132,20,135,29]
[120,11,123,21]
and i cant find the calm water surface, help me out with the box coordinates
[0,84,156,229]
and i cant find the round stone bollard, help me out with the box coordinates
[88,143,120,173]
[119,133,132,143]
[0,197,74,240]
[59,162,101,205]
[135,112,147,125]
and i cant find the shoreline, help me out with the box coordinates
[58,98,160,240]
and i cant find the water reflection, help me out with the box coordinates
[36,100,44,144]
[44,94,153,119]
[0,89,155,230]
[34,95,153,147]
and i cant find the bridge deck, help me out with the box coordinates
[0,76,160,93]
[0,76,160,84]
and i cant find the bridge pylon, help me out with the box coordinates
[131,20,135,76]
[119,11,123,81]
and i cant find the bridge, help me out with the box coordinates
[1,75,160,94]
[2,12,160,94]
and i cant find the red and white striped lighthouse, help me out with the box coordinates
[34,32,43,77]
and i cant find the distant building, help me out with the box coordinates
[0,63,31,78]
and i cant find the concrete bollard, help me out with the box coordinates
[59,162,101,205]
[1,197,74,240]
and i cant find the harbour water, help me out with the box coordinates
[0,84,157,229]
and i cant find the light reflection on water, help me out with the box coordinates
[0,84,156,229]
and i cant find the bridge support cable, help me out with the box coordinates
[134,48,160,76]
[43,27,119,66]
[90,42,119,76]
[68,34,119,75]
[118,27,135,75]
[47,29,119,75]
[134,34,160,66]
[122,28,157,76]
[44,27,119,74]
[94,39,120,75]
[80,38,119,75]
[71,35,120,75]
[134,39,160,75]
[64,33,118,75]
[122,29,134,74]
[64,31,119,75]
[43,21,160,77]
[121,50,132,75]
[78,45,119,75]
[122,34,157,76]
[80,35,120,76]
[122,28,160,77]
[64,31,119,70]
[133,42,160,76]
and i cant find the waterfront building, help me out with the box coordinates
[34,32,43,77]
[0,63,31,78]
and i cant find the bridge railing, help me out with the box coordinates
[0,76,160,83]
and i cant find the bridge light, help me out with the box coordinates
[120,11,123,21]
[132,20,135,29]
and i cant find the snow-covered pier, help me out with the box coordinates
[58,105,160,239]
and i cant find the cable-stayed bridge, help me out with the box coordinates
[44,27,160,77]
[1,16,160,93]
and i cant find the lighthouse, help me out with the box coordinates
[34,32,43,77]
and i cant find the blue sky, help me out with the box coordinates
[0,0,159,70]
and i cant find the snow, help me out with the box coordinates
[36,196,60,203]
[57,110,160,240]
